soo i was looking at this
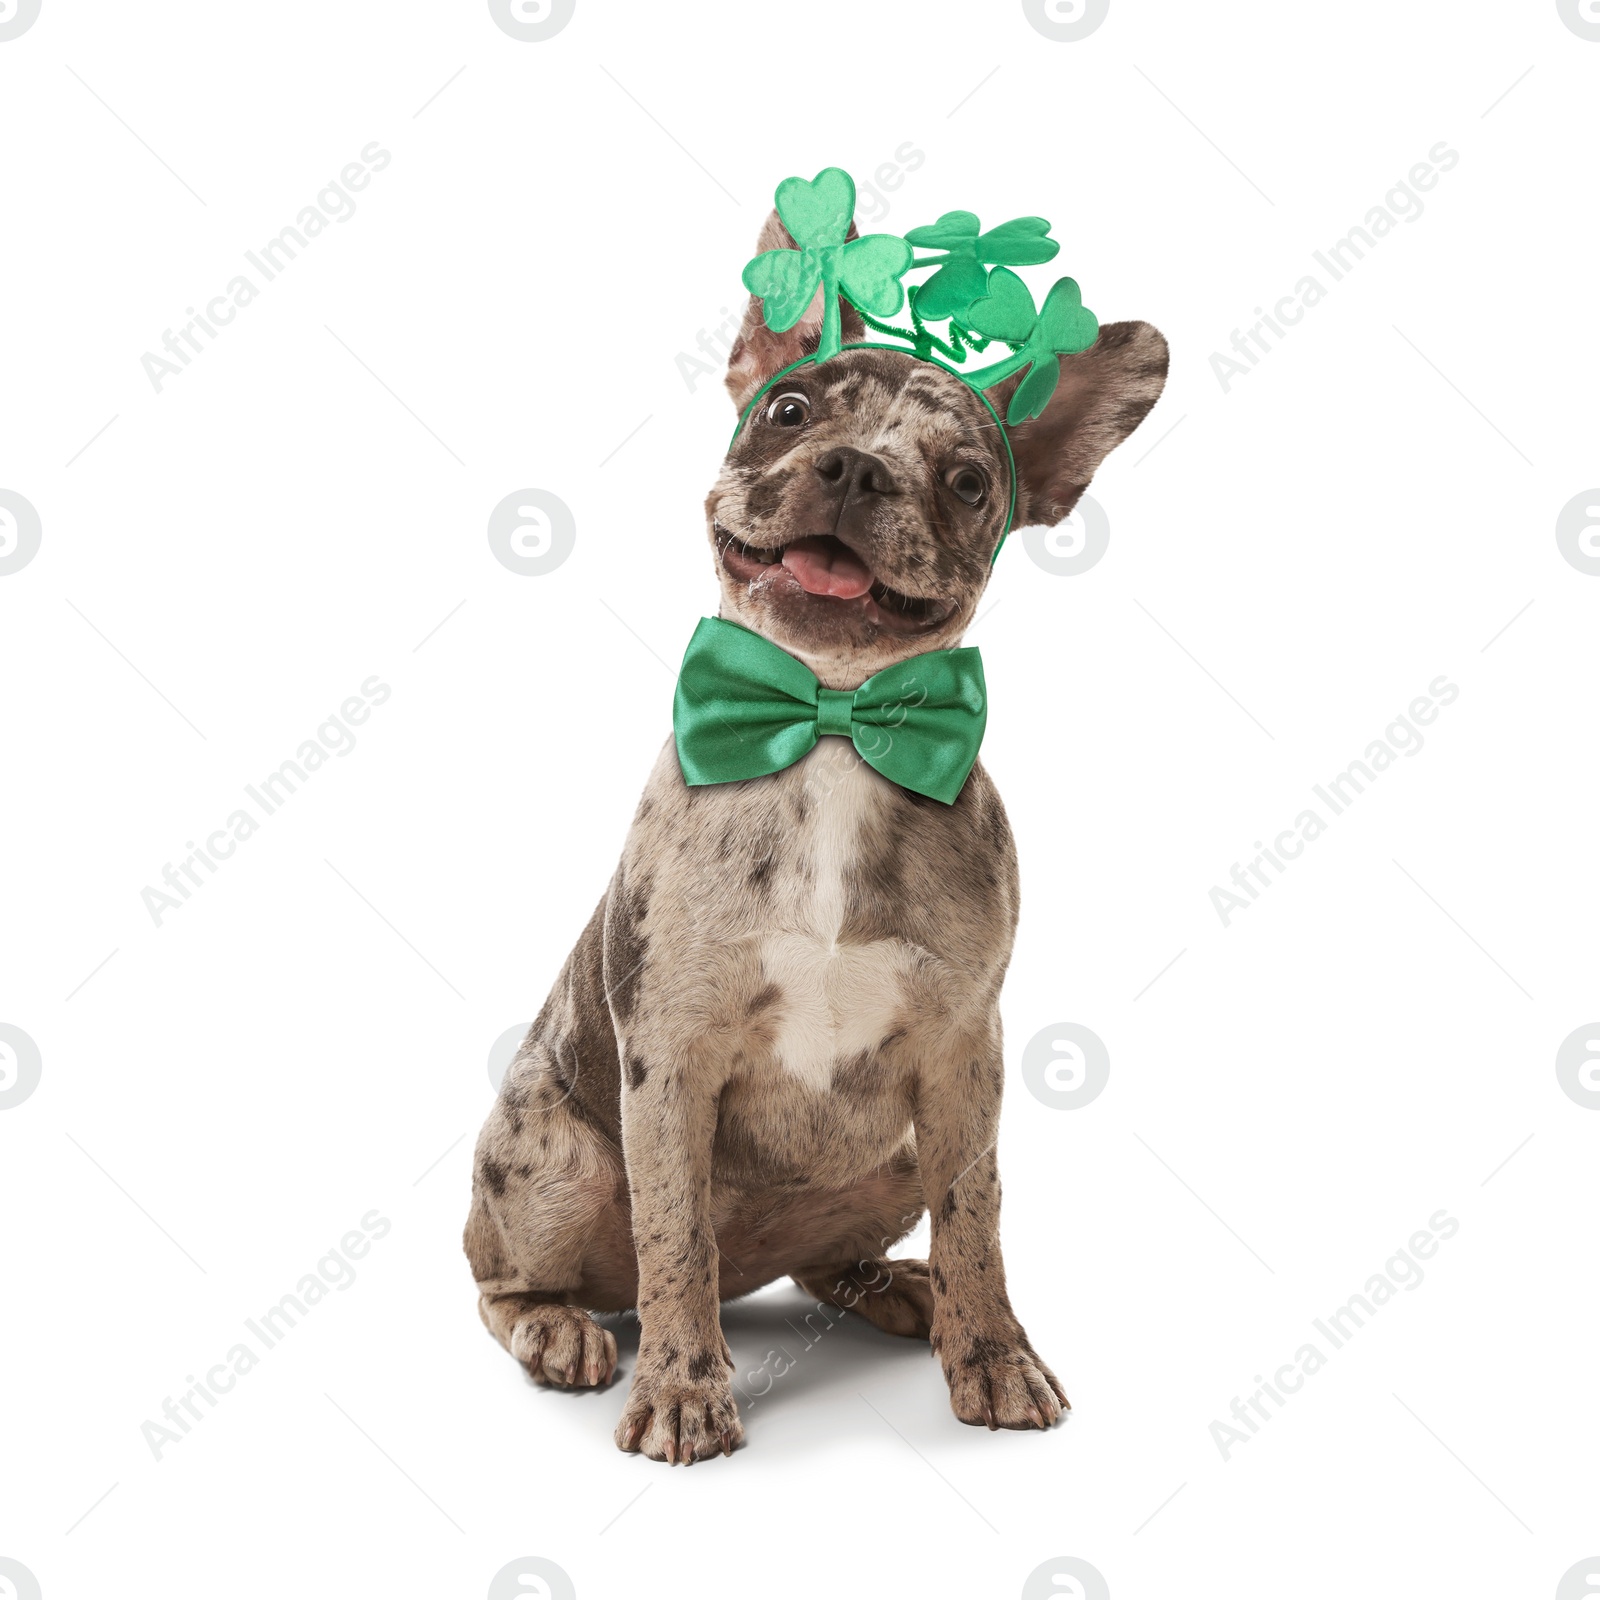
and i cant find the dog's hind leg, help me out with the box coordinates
[467,1178,624,1388]
[466,896,639,1389]
[784,1155,933,1336]
[465,1069,635,1388]
[476,1288,619,1389]
[793,1257,936,1339]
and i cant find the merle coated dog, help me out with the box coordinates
[466,205,1168,1462]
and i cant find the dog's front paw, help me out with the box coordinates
[937,1330,1069,1431]
[614,1368,743,1464]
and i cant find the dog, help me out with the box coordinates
[465,202,1168,1463]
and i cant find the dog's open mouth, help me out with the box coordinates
[715,523,954,633]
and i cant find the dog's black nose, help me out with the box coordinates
[813,447,897,497]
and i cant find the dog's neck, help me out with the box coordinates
[714,605,970,691]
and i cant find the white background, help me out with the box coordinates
[2,2,1597,1597]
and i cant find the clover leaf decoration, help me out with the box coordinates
[742,167,913,362]
[903,211,1060,323]
[963,269,1100,424]
[738,166,1102,431]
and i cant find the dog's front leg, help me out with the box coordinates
[917,1029,1069,1431]
[613,1060,742,1463]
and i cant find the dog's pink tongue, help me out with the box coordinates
[781,536,874,599]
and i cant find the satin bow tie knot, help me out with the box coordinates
[672,616,987,806]
[814,688,857,739]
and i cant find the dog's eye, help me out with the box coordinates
[948,467,987,506]
[765,392,810,427]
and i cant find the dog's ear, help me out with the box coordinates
[724,210,866,412]
[986,321,1169,528]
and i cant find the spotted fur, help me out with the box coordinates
[466,206,1168,1462]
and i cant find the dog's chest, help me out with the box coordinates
[757,747,913,1091]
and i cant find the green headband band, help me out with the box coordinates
[730,344,1020,561]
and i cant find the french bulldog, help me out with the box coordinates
[465,205,1168,1463]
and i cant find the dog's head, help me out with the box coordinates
[705,208,1170,686]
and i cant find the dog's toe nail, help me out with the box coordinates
[721,1431,733,1456]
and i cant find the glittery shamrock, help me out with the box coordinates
[742,167,914,361]
[903,211,1060,322]
[962,269,1100,423]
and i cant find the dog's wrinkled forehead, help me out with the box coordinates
[734,350,1007,470]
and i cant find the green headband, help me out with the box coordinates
[742,166,1098,418]
[733,165,1098,559]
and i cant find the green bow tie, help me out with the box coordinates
[673,617,986,805]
